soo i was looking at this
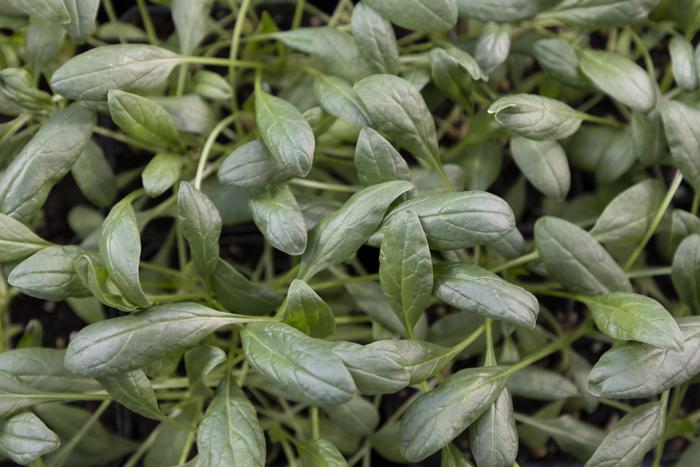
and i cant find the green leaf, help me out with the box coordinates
[150,94,215,135]
[74,254,139,312]
[488,94,582,141]
[534,216,632,295]
[9,246,90,300]
[142,153,182,198]
[96,369,162,420]
[71,140,117,208]
[196,374,266,467]
[672,234,700,311]
[475,23,511,76]
[430,47,485,102]
[538,0,660,28]
[468,389,518,467]
[313,74,370,128]
[0,412,60,465]
[218,140,292,194]
[298,438,348,467]
[368,339,455,384]
[64,302,265,377]
[50,45,181,102]
[241,322,356,405]
[0,348,98,393]
[0,105,96,222]
[507,367,579,400]
[184,345,226,396]
[354,127,410,186]
[364,0,457,32]
[585,292,683,350]
[322,395,379,437]
[533,38,588,87]
[210,258,281,315]
[454,141,502,191]
[172,0,213,54]
[62,0,99,41]
[660,100,700,192]
[329,341,410,395]
[579,50,657,113]
[108,89,181,148]
[373,191,515,251]
[669,209,700,255]
[631,111,666,166]
[178,181,222,279]
[412,164,466,194]
[434,262,539,328]
[272,28,373,82]
[399,366,506,462]
[379,210,433,334]
[371,423,407,463]
[351,2,399,74]
[281,279,336,338]
[143,401,198,467]
[256,89,315,177]
[0,213,50,262]
[588,317,700,398]
[299,180,413,281]
[100,198,149,308]
[670,36,698,91]
[0,371,63,417]
[441,444,473,467]
[456,0,561,21]
[194,70,233,100]
[354,74,439,163]
[0,68,53,111]
[7,0,69,22]
[250,184,307,255]
[516,414,604,461]
[585,401,665,467]
[26,19,65,73]
[510,136,570,200]
[591,179,664,244]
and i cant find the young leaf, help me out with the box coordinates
[368,339,456,384]
[379,210,433,334]
[0,412,60,465]
[100,198,149,308]
[298,438,347,467]
[298,180,413,281]
[430,48,484,103]
[670,36,698,91]
[74,255,139,312]
[0,213,50,262]
[354,127,411,186]
[585,401,665,467]
[184,345,226,396]
[249,184,307,255]
[488,94,582,141]
[590,179,664,244]
[7,0,69,22]
[281,279,336,338]
[0,68,53,111]
[329,341,410,395]
[433,262,539,328]
[178,181,222,279]
[579,50,657,113]
[533,38,588,87]
[196,374,266,467]
[475,22,511,76]
[218,140,292,194]
[108,90,181,148]
[313,74,371,128]
[97,370,162,420]
[399,367,506,462]
[142,153,182,198]
[351,2,399,74]
[194,70,233,100]
[364,0,457,32]
[0,105,96,222]
[354,74,439,163]
[534,216,632,295]
[50,45,181,102]
[510,136,570,200]
[660,100,700,192]
[256,89,315,177]
[62,0,99,41]
[588,317,700,398]
[672,234,700,311]
[456,0,561,21]
[374,191,515,251]
[469,389,518,467]
[8,246,90,300]
[241,322,356,405]
[171,0,213,54]
[64,302,265,377]
[71,140,117,208]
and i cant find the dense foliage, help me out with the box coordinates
[0,0,699,466]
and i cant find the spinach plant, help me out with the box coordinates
[0,0,699,466]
